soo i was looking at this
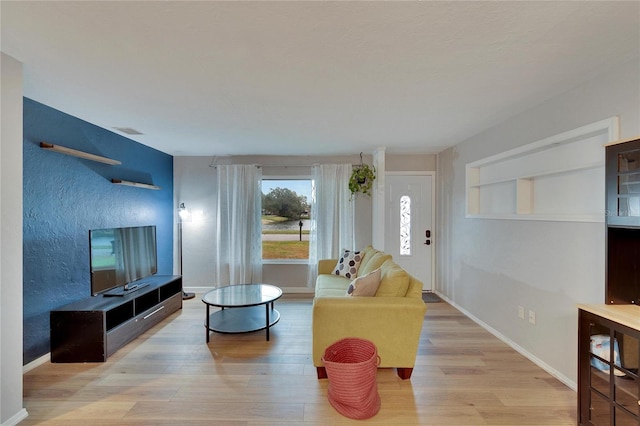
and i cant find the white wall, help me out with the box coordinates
[436,58,640,388]
[173,154,373,292]
[174,153,435,292]
[173,156,217,291]
[1,53,27,425]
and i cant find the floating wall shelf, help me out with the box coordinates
[40,142,121,165]
[111,179,161,190]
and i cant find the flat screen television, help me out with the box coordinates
[89,225,158,296]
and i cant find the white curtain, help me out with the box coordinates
[307,164,355,287]
[215,164,262,285]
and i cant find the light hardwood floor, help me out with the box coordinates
[22,295,577,425]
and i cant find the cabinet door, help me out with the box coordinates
[607,139,640,227]
[580,310,640,425]
[612,329,639,424]
[586,318,615,425]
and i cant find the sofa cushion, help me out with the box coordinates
[375,259,410,297]
[358,249,392,276]
[332,249,363,279]
[315,274,350,298]
[346,268,381,297]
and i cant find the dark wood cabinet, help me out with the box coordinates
[606,137,640,227]
[606,137,640,305]
[578,306,640,425]
[50,275,182,362]
[578,136,640,425]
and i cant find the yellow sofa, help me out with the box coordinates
[312,246,427,380]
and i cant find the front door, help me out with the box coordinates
[384,174,433,291]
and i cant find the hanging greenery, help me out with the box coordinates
[349,153,376,198]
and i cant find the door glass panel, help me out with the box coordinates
[619,173,640,194]
[590,390,611,425]
[618,331,639,372]
[618,151,640,172]
[590,328,614,398]
[614,407,638,426]
[614,330,640,417]
[614,367,637,413]
[400,195,411,255]
[617,150,640,218]
[618,197,640,217]
[591,355,611,397]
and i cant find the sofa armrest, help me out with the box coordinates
[312,296,426,367]
[317,259,338,275]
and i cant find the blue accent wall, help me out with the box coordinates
[23,98,174,364]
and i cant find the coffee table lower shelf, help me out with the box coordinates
[206,305,280,341]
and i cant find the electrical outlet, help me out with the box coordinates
[518,306,525,320]
[528,310,536,325]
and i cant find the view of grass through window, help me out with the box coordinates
[262,179,311,259]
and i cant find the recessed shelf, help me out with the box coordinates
[111,179,161,190]
[468,162,605,188]
[466,117,619,222]
[40,142,121,165]
[466,213,604,223]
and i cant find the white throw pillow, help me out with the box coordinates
[346,268,381,297]
[332,249,363,279]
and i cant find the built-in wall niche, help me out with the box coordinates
[465,117,619,222]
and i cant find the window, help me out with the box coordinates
[261,179,311,260]
[400,195,411,255]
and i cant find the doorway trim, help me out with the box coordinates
[385,171,436,292]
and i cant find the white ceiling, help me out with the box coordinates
[2,1,639,157]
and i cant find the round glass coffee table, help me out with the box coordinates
[202,284,282,342]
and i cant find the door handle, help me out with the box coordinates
[424,240,431,245]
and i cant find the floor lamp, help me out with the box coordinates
[179,203,196,300]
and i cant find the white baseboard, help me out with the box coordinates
[1,408,28,426]
[435,292,577,392]
[23,353,49,373]
[183,286,214,294]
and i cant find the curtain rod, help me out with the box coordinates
[209,152,368,168]
[262,164,361,167]
[209,163,361,168]
[209,151,368,168]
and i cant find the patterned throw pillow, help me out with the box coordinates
[332,249,363,279]
[346,268,381,297]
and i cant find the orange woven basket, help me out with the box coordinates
[321,337,381,419]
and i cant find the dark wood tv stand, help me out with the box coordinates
[50,275,182,362]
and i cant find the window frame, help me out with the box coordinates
[261,174,312,264]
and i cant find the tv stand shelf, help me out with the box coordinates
[50,275,182,363]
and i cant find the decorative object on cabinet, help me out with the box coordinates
[40,142,121,165]
[111,179,161,190]
[465,117,619,221]
[349,153,376,199]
